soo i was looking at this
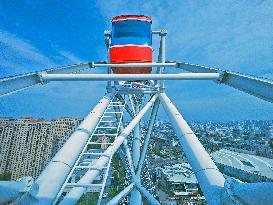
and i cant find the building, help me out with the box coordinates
[0,117,81,179]
[157,163,200,200]
[0,118,13,176]
[211,149,273,182]
[50,117,82,155]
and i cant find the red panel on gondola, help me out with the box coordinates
[110,45,152,63]
[110,45,152,74]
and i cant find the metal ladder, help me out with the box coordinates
[53,100,126,204]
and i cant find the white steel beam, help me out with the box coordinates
[16,93,113,205]
[116,90,157,95]
[122,138,136,177]
[93,62,176,68]
[116,95,135,118]
[59,95,158,205]
[0,177,33,204]
[128,95,136,116]
[0,62,174,97]
[2,60,272,103]
[223,178,273,205]
[152,30,162,34]
[132,105,141,168]
[159,92,228,205]
[135,184,160,205]
[0,62,94,97]
[0,73,41,97]
[157,30,167,91]
[130,104,142,204]
[113,106,135,177]
[106,183,135,205]
[136,99,160,176]
[104,31,112,93]
[177,62,273,103]
[41,73,220,81]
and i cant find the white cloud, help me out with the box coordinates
[0,31,57,75]
[0,31,85,77]
[58,50,84,64]
[0,30,106,118]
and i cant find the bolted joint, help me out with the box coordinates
[155,83,165,93]
[104,30,111,37]
[160,29,167,36]
[37,71,48,85]
[88,62,95,68]
[104,30,111,47]
[159,86,165,93]
[176,62,184,68]
[224,178,243,205]
[217,70,228,84]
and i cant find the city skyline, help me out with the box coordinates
[0,116,81,179]
[1,1,273,121]
[1,115,272,204]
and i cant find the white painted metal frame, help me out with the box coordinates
[51,99,125,205]
[59,95,158,204]
[0,177,33,204]
[97,101,126,204]
[0,26,272,205]
[39,72,220,81]
[0,62,95,97]
[130,103,142,204]
[159,92,227,205]
[15,93,114,205]
[106,183,135,205]
[136,99,160,176]
[1,62,272,102]
[176,62,273,103]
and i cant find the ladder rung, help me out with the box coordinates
[97,126,117,129]
[92,133,116,136]
[105,111,122,114]
[82,152,111,157]
[108,104,124,107]
[66,183,103,188]
[88,142,113,145]
[102,116,112,118]
[100,120,116,123]
[75,166,108,169]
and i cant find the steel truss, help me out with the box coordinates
[0,30,272,205]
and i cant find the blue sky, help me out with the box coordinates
[0,0,272,121]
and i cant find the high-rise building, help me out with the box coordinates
[0,117,82,179]
[0,118,13,175]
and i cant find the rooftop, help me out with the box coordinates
[211,149,273,180]
[161,163,198,184]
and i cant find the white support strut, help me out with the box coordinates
[0,62,94,97]
[40,73,220,81]
[176,62,273,103]
[15,93,114,205]
[106,183,135,205]
[159,92,229,205]
[59,94,158,205]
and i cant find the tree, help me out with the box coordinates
[269,138,273,150]
[0,172,11,180]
